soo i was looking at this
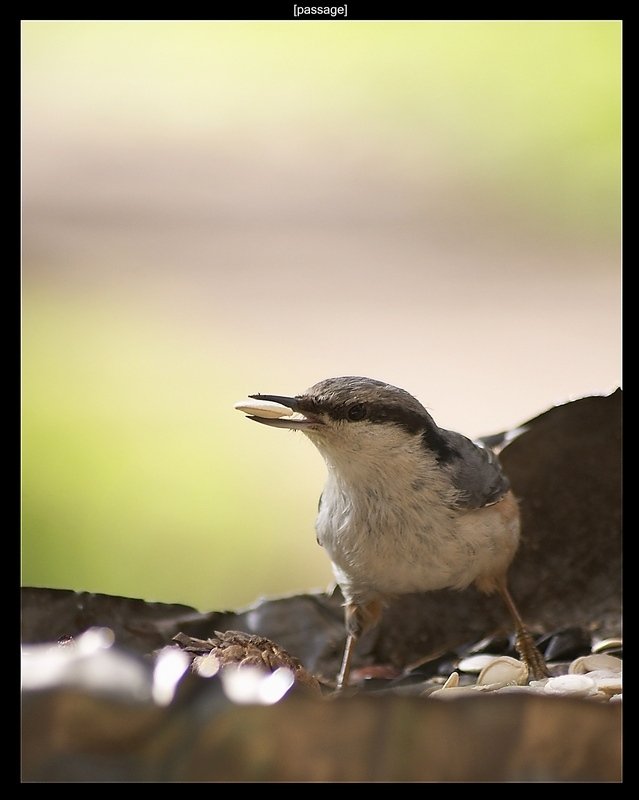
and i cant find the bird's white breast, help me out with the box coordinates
[313,428,519,605]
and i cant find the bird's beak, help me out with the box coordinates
[234,394,317,429]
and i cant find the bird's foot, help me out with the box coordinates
[515,629,550,681]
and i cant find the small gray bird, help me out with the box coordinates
[235,376,548,688]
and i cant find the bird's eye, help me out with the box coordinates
[347,403,367,421]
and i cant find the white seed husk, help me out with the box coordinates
[457,654,500,673]
[586,673,622,696]
[477,656,528,687]
[429,684,494,699]
[542,674,598,697]
[233,399,295,418]
[569,654,622,675]
[441,671,460,689]
[591,638,622,654]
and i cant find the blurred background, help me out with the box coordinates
[22,21,621,611]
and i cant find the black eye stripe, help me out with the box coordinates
[294,377,460,465]
[296,388,457,459]
[299,396,429,433]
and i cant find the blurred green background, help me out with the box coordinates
[22,21,621,611]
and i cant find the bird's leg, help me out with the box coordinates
[496,579,549,680]
[336,632,357,691]
[336,599,383,691]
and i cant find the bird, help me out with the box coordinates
[234,376,549,689]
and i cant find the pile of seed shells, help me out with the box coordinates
[173,630,322,692]
[426,641,622,703]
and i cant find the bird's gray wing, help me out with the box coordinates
[440,429,511,510]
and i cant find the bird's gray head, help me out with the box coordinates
[236,376,510,507]
[240,376,458,468]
